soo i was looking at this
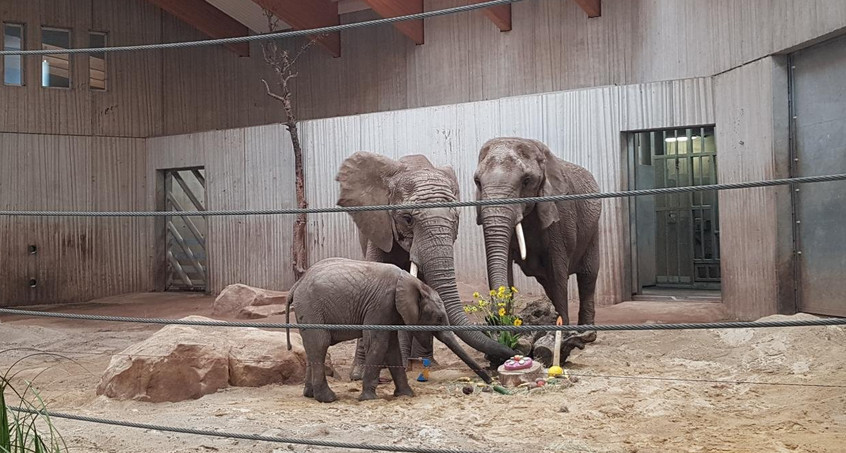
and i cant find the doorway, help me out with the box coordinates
[161,167,207,292]
[789,34,846,317]
[628,127,721,298]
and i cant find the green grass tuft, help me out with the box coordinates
[1,351,70,453]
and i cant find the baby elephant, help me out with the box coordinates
[286,258,492,402]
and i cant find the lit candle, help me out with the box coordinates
[548,316,564,378]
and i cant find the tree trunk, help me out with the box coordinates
[287,120,308,281]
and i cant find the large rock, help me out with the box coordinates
[516,297,558,341]
[228,328,334,387]
[212,284,289,317]
[97,316,332,403]
[96,323,230,403]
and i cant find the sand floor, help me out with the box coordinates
[1,294,844,453]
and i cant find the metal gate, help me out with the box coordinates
[630,127,720,289]
[164,168,207,291]
[790,35,846,317]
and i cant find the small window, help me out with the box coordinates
[41,27,71,88]
[89,32,106,90]
[4,23,24,86]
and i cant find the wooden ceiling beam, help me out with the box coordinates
[144,0,250,56]
[469,0,511,32]
[251,0,341,57]
[574,0,601,18]
[360,0,423,45]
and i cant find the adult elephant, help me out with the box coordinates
[474,137,601,335]
[337,152,516,380]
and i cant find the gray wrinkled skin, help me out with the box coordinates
[336,152,514,380]
[474,137,602,335]
[285,258,492,403]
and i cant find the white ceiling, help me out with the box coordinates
[205,0,372,34]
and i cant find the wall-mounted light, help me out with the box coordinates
[28,245,37,255]
[29,279,37,288]
[665,136,701,143]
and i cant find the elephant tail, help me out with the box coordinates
[286,281,299,351]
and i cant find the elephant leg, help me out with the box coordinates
[398,330,412,365]
[360,331,390,401]
[409,333,436,365]
[388,333,414,398]
[303,361,313,398]
[576,271,598,326]
[301,330,336,403]
[542,263,571,326]
[350,338,367,381]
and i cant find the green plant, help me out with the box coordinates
[1,352,69,453]
[463,286,523,350]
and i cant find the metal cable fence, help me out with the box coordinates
[1,307,844,332]
[0,173,844,217]
[0,0,522,57]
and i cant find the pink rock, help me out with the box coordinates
[96,319,230,403]
[212,284,289,316]
[96,316,332,403]
[237,304,288,319]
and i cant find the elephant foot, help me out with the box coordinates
[393,386,415,398]
[579,330,598,344]
[349,362,364,381]
[303,384,314,398]
[358,390,379,401]
[313,387,337,403]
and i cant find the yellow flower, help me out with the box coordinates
[513,319,523,326]
[473,292,480,299]
[463,306,471,313]
[511,286,518,293]
[490,290,496,296]
[498,308,506,316]
[497,302,505,307]
[479,300,488,307]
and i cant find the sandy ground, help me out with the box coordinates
[1,293,844,453]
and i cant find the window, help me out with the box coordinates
[41,27,70,88]
[629,127,720,290]
[3,23,24,86]
[89,32,106,90]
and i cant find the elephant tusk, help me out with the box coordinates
[410,262,418,278]
[516,223,527,261]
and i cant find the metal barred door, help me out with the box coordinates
[164,168,207,291]
[791,35,846,316]
[631,127,720,290]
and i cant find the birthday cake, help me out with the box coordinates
[503,355,533,371]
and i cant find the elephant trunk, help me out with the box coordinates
[480,208,517,291]
[433,331,492,384]
[415,241,515,363]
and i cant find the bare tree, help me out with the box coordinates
[260,11,315,281]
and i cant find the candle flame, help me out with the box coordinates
[556,316,563,326]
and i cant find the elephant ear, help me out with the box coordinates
[394,273,421,325]
[529,140,562,230]
[336,151,402,253]
[475,141,494,226]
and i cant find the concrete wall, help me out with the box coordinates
[146,76,715,306]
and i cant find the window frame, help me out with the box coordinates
[88,30,107,91]
[3,22,26,87]
[40,25,72,90]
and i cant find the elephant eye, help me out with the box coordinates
[522,176,532,187]
[401,213,413,226]
[474,176,481,187]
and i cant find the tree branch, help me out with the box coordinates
[261,79,287,103]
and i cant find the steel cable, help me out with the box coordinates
[7,407,489,453]
[0,173,843,217]
[0,0,522,56]
[1,308,844,332]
